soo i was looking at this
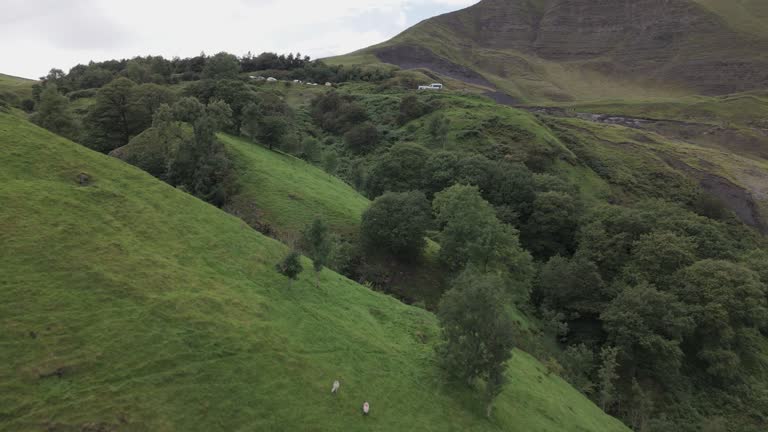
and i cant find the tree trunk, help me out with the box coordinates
[485,401,494,418]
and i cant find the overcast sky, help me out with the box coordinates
[0,0,478,79]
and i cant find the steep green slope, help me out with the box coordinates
[0,73,35,106]
[0,112,629,431]
[223,134,370,237]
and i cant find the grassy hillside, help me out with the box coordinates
[223,134,370,237]
[0,73,35,106]
[0,111,630,431]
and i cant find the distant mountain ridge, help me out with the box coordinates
[357,0,768,101]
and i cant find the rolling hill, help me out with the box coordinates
[0,109,631,431]
[335,0,768,102]
[0,73,35,107]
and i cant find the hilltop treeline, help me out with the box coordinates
[31,51,393,99]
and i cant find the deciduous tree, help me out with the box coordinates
[360,191,431,260]
[437,269,516,417]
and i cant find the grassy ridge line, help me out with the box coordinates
[0,112,629,431]
[222,134,370,237]
[0,73,35,103]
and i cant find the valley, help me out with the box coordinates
[2,0,768,431]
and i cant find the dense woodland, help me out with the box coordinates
[15,51,768,432]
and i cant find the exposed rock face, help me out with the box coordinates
[375,0,768,96]
[376,44,495,87]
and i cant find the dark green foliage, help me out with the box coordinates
[165,98,237,206]
[132,83,176,131]
[185,79,259,133]
[522,191,580,258]
[322,150,340,175]
[30,84,78,140]
[433,185,533,285]
[300,218,332,285]
[34,52,390,101]
[366,143,430,198]
[535,256,604,314]
[167,125,236,206]
[310,91,368,134]
[117,119,191,179]
[20,98,35,112]
[533,173,579,195]
[597,346,620,412]
[626,379,654,432]
[672,260,768,380]
[83,77,141,153]
[622,231,697,288]
[172,96,206,124]
[575,200,742,283]
[276,250,304,284]
[240,92,290,150]
[741,249,768,285]
[205,99,234,130]
[121,59,161,84]
[437,269,516,415]
[427,114,450,147]
[460,158,536,222]
[398,94,429,125]
[301,137,321,162]
[241,51,311,72]
[202,52,241,80]
[602,283,694,378]
[559,344,597,396]
[343,122,380,154]
[360,191,432,260]
[424,151,461,197]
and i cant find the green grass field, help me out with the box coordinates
[223,134,370,237]
[0,111,629,431]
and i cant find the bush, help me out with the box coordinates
[360,191,432,260]
[398,94,430,125]
[365,143,430,198]
[343,122,380,153]
[20,99,35,112]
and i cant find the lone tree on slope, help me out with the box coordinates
[276,250,303,287]
[300,218,331,287]
[437,269,516,418]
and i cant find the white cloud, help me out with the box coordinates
[0,0,478,79]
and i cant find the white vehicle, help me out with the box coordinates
[418,83,444,90]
